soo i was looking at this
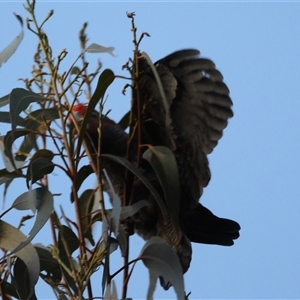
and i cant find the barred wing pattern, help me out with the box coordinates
[138,49,233,211]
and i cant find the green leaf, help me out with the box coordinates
[141,52,174,145]
[0,108,55,165]
[0,220,40,299]
[13,257,38,300]
[15,108,59,163]
[103,169,121,236]
[139,236,184,300]
[85,43,115,56]
[76,69,115,159]
[12,188,54,253]
[92,206,132,257]
[27,156,54,186]
[0,13,24,68]
[100,238,118,296]
[0,111,25,126]
[58,225,80,295]
[102,154,168,219]
[104,280,118,300]
[89,201,147,249]
[25,108,60,131]
[26,149,55,188]
[118,111,130,131]
[15,132,39,162]
[102,248,110,296]
[70,66,80,75]
[91,209,112,224]
[116,226,127,256]
[107,237,119,254]
[35,245,62,283]
[71,164,93,203]
[142,146,180,225]
[79,189,95,245]
[9,88,50,133]
[1,281,19,298]
[0,93,10,107]
[0,167,23,184]
[58,225,80,255]
[120,200,148,220]
[3,129,31,170]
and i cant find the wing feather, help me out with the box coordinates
[138,49,233,210]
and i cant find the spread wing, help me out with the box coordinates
[138,49,233,211]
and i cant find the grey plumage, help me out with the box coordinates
[73,49,240,288]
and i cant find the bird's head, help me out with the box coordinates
[70,103,128,156]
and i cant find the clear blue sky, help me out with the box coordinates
[1,1,300,299]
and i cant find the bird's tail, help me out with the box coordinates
[182,203,240,246]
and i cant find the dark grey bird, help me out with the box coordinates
[72,49,240,288]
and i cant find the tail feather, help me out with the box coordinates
[159,203,240,290]
[183,203,240,246]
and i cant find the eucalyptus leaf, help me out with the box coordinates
[26,149,55,188]
[116,226,127,257]
[2,130,30,171]
[25,108,60,131]
[13,257,38,300]
[143,146,180,225]
[140,236,184,300]
[16,132,39,163]
[0,93,10,108]
[11,188,54,253]
[34,245,62,283]
[0,220,39,299]
[79,189,95,245]
[1,281,19,298]
[85,43,115,56]
[103,168,121,237]
[0,13,24,68]
[71,164,93,203]
[118,111,130,131]
[70,66,80,75]
[102,154,168,219]
[120,200,148,220]
[0,111,25,126]
[76,69,114,159]
[9,88,50,133]
[141,52,173,140]
[0,136,25,172]
[0,168,22,185]
[58,225,80,295]
[104,280,118,300]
